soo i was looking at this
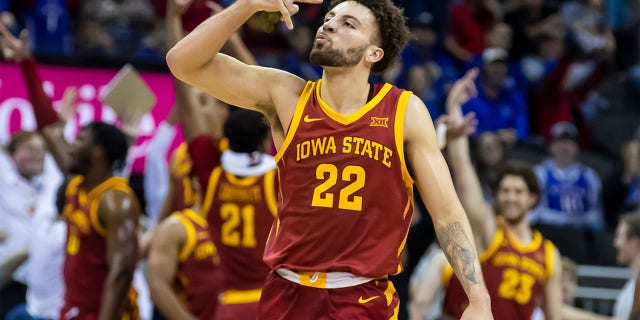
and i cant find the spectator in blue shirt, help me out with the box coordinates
[532,122,605,231]
[462,48,529,145]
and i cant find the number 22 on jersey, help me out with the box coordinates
[311,164,366,211]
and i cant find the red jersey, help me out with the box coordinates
[62,175,139,316]
[443,228,556,319]
[174,209,220,320]
[171,142,199,210]
[201,166,277,292]
[264,80,415,278]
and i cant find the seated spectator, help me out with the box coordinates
[462,48,529,144]
[531,121,605,231]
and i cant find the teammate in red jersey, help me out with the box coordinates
[167,0,492,318]
[146,143,220,320]
[57,122,140,320]
[167,1,272,318]
[442,70,562,320]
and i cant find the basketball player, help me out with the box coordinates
[442,69,562,319]
[146,147,220,320]
[183,108,277,319]
[58,122,141,320]
[166,0,492,318]
[0,20,142,318]
[167,1,273,318]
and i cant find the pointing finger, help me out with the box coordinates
[279,0,294,30]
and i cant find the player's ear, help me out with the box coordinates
[365,46,384,64]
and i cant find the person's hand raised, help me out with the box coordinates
[0,22,30,62]
[247,0,323,30]
[446,68,479,113]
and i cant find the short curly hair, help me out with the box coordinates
[328,0,411,73]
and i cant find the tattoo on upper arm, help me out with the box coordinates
[438,222,479,286]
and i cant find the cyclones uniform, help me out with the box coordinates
[442,228,556,319]
[172,208,220,319]
[60,176,139,320]
[260,80,415,319]
[200,164,277,319]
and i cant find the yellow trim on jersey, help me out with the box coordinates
[66,175,83,197]
[402,188,414,220]
[64,176,84,218]
[509,230,543,253]
[263,170,278,217]
[479,229,505,262]
[175,212,198,262]
[544,240,556,279]
[219,289,262,304]
[390,304,399,320]
[394,91,415,187]
[88,178,132,237]
[172,143,191,177]
[396,198,412,257]
[384,280,396,306]
[225,171,257,186]
[183,209,207,228]
[89,197,107,236]
[201,167,224,219]
[316,80,393,125]
[275,81,314,162]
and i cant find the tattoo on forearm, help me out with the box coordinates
[437,222,479,286]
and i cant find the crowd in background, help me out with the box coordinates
[0,0,639,319]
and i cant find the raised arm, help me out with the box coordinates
[542,247,562,320]
[98,191,139,320]
[0,23,72,173]
[404,95,492,319]
[445,70,496,251]
[165,0,316,120]
[147,215,197,320]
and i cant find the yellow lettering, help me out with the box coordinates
[521,257,544,279]
[311,137,326,156]
[382,147,393,168]
[362,139,373,159]
[342,137,352,153]
[300,141,310,160]
[353,137,365,155]
[195,242,216,260]
[326,136,337,154]
[370,141,383,160]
